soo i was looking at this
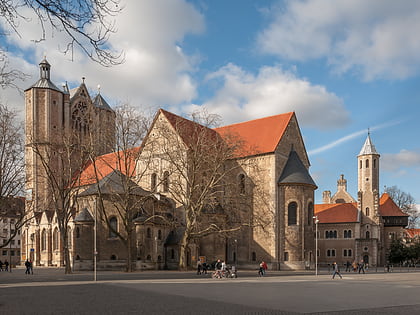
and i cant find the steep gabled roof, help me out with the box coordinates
[92,93,113,111]
[159,109,220,148]
[278,150,317,188]
[214,112,294,158]
[28,78,62,92]
[76,148,140,187]
[78,170,149,196]
[74,208,94,223]
[314,202,359,223]
[379,193,408,217]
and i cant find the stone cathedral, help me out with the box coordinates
[21,59,405,271]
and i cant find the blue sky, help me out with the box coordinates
[1,0,419,204]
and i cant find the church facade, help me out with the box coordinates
[22,60,318,270]
[315,135,408,268]
[22,59,407,271]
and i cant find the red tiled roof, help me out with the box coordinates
[77,148,140,187]
[405,229,420,238]
[314,193,408,224]
[214,112,294,158]
[379,193,408,217]
[160,109,220,148]
[314,202,359,223]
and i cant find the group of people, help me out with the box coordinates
[0,260,10,272]
[345,260,367,273]
[196,260,208,275]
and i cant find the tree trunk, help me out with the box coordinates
[126,233,133,272]
[178,232,189,270]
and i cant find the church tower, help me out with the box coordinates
[357,132,380,223]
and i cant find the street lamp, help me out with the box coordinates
[313,216,319,276]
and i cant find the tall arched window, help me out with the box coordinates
[238,174,246,195]
[288,202,297,226]
[366,231,370,239]
[360,160,362,169]
[53,228,59,250]
[109,217,117,238]
[307,202,313,226]
[151,173,157,191]
[366,207,370,216]
[146,227,152,238]
[348,230,352,238]
[251,252,257,261]
[41,229,46,251]
[373,159,376,168]
[365,159,369,168]
[163,171,169,192]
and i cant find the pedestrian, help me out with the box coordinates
[4,260,9,272]
[196,259,202,275]
[262,261,268,275]
[358,260,365,274]
[332,262,342,279]
[0,260,3,271]
[25,259,31,275]
[202,262,208,274]
[345,261,351,272]
[258,262,264,276]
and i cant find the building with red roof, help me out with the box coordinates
[314,134,408,268]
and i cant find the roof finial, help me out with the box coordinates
[97,84,101,94]
[82,77,85,84]
[368,127,370,136]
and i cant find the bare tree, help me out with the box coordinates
[87,104,156,272]
[0,103,31,249]
[385,186,419,228]
[29,134,90,273]
[143,109,271,270]
[1,0,124,67]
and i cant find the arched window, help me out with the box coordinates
[366,207,370,216]
[67,228,72,248]
[158,229,162,240]
[360,160,362,169]
[348,230,352,238]
[251,252,257,261]
[344,249,348,257]
[146,227,152,238]
[373,159,376,168]
[348,249,352,256]
[53,228,59,250]
[344,230,348,238]
[365,159,369,168]
[325,231,329,239]
[288,202,297,226]
[146,254,152,261]
[307,202,314,226]
[110,254,117,260]
[109,217,117,238]
[333,230,337,238]
[163,171,169,192]
[238,174,246,195]
[151,173,157,191]
[76,227,80,238]
[171,249,175,259]
[366,231,370,239]
[41,229,46,251]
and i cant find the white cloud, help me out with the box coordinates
[257,0,420,80]
[382,150,420,172]
[186,63,349,128]
[1,0,205,109]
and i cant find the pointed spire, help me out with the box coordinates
[358,132,378,156]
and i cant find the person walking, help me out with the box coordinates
[332,262,342,279]
[258,262,264,276]
[358,260,365,274]
[261,261,268,275]
[25,259,31,275]
[345,261,351,272]
[4,260,9,272]
[196,259,202,275]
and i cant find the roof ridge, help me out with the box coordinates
[215,111,294,130]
